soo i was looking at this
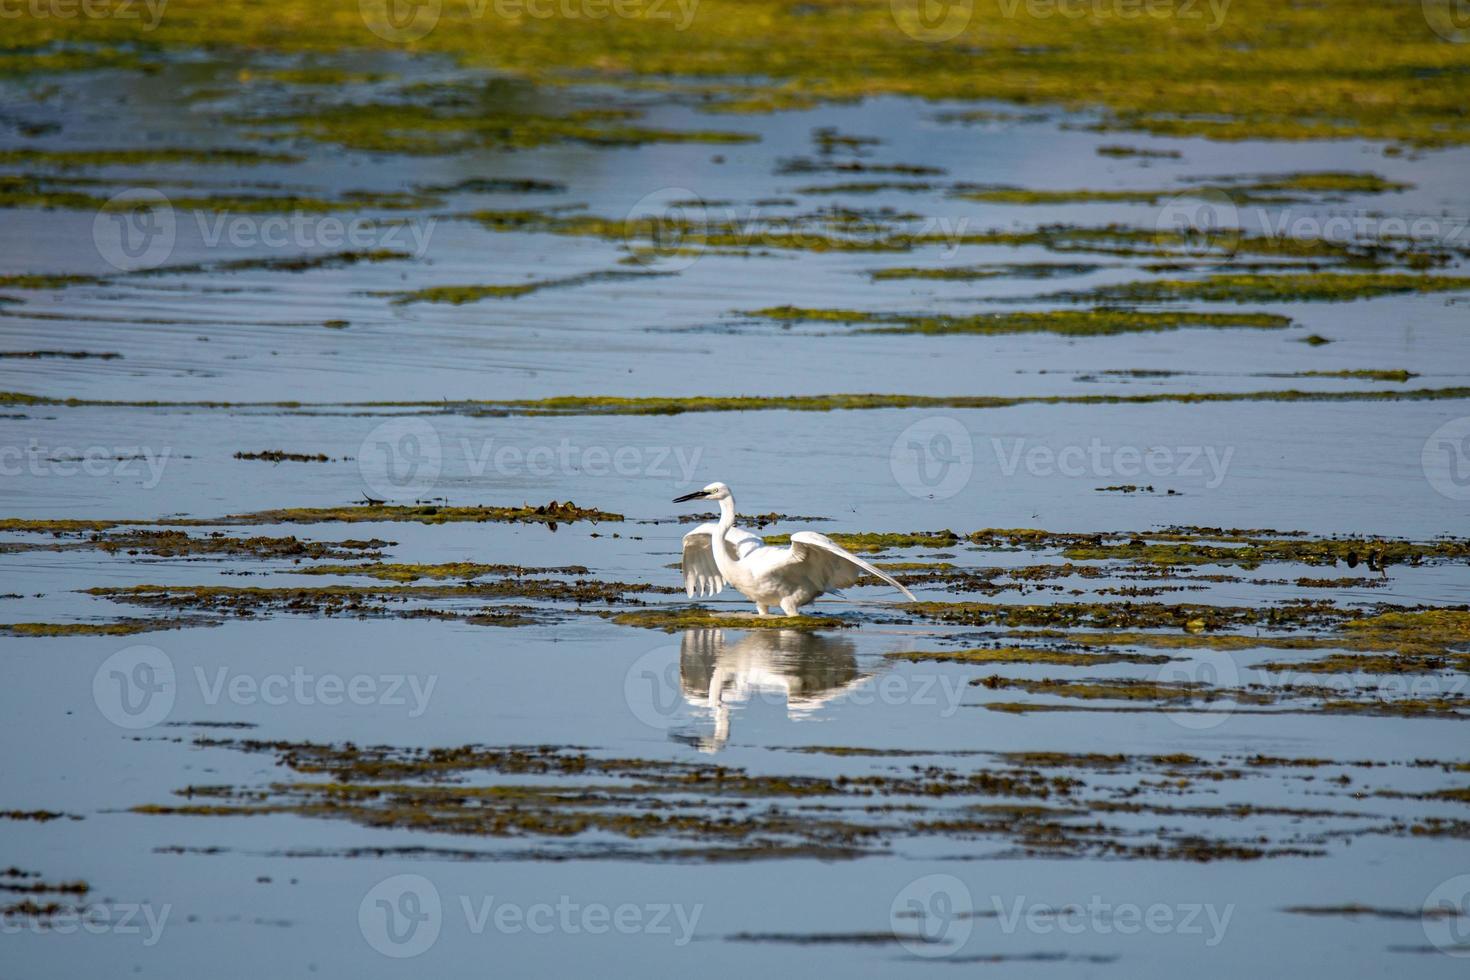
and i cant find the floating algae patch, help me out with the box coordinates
[952,172,1409,206]
[747,306,1292,336]
[611,607,852,632]
[234,450,334,462]
[256,67,393,86]
[0,504,619,537]
[215,501,621,527]
[382,269,669,305]
[975,675,1277,704]
[298,561,589,583]
[723,931,938,946]
[763,531,961,553]
[462,205,934,255]
[1013,609,1470,667]
[776,158,945,177]
[1202,171,1411,196]
[0,250,414,291]
[0,273,104,290]
[1283,905,1465,921]
[100,530,387,560]
[414,177,566,195]
[0,529,390,561]
[1276,370,1418,383]
[10,386,1470,417]
[208,248,414,274]
[885,647,1176,666]
[1056,273,1470,305]
[0,517,122,532]
[88,576,673,619]
[0,173,438,213]
[125,737,1362,862]
[10,0,1470,146]
[1058,535,1470,570]
[0,811,82,823]
[0,349,121,359]
[0,147,303,168]
[869,262,1105,281]
[236,99,755,155]
[792,181,938,195]
[1,617,218,637]
[450,210,1460,268]
[904,598,1353,631]
[1096,145,1183,159]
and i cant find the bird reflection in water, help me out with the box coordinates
[673,628,870,752]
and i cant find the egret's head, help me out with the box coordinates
[672,481,730,503]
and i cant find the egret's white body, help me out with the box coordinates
[674,483,916,615]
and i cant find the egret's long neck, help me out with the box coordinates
[712,494,739,579]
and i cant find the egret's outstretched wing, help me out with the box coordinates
[680,524,763,598]
[788,531,918,601]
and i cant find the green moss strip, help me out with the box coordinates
[6,386,1470,416]
[749,306,1292,336]
[1057,273,1470,304]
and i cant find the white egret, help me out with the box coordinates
[678,629,868,752]
[673,482,917,615]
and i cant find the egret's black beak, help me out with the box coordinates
[672,490,709,503]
